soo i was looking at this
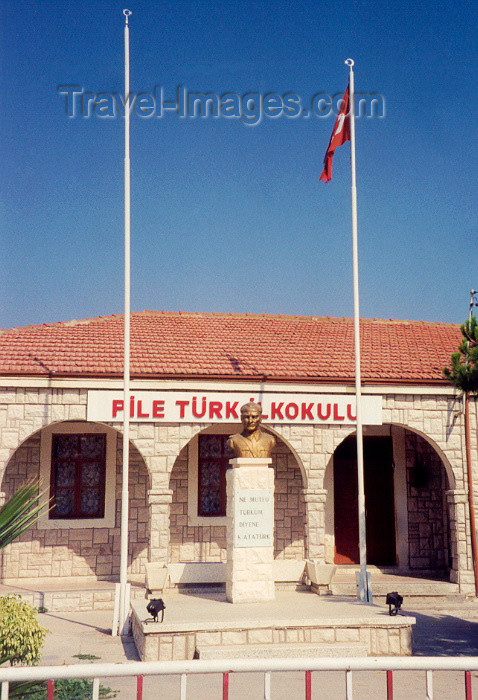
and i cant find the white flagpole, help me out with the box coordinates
[345,58,370,603]
[119,7,132,634]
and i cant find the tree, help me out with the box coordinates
[444,315,478,596]
[0,595,46,666]
[443,316,478,394]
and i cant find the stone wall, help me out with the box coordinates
[0,432,149,583]
[168,437,306,563]
[273,439,306,560]
[405,430,449,570]
[169,444,227,563]
[131,601,414,661]
[0,388,88,470]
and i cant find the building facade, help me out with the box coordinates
[0,312,476,594]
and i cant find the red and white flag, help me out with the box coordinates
[319,86,351,182]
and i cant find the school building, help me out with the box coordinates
[0,311,476,597]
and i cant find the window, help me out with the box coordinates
[39,422,116,530]
[50,433,106,519]
[197,434,234,517]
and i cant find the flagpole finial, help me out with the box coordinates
[123,9,132,24]
[345,58,354,67]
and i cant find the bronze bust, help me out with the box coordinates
[227,402,275,458]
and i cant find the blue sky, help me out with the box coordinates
[1,0,476,329]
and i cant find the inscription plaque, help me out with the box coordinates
[234,489,273,547]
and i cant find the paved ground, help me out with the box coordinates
[132,588,412,627]
[410,608,478,657]
[22,595,477,699]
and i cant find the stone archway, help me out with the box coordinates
[0,420,150,584]
[166,424,307,564]
[325,424,452,577]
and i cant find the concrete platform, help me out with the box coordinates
[131,589,415,661]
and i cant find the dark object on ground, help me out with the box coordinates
[386,591,403,616]
[146,598,166,623]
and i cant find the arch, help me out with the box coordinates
[1,419,125,493]
[262,425,308,489]
[167,422,307,563]
[323,422,456,491]
[1,420,150,584]
[173,422,308,487]
[171,422,308,513]
[325,422,453,574]
[386,422,456,490]
[1,419,153,486]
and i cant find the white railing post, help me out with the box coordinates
[180,673,187,700]
[264,670,271,700]
[346,669,353,700]
[92,677,100,700]
[426,670,434,700]
[1,681,8,700]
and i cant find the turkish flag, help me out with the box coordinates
[319,86,351,182]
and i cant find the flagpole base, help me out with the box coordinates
[356,570,373,603]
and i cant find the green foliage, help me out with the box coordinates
[0,595,47,666]
[0,481,49,550]
[0,483,50,693]
[5,680,47,699]
[9,678,117,699]
[72,653,101,660]
[444,316,478,394]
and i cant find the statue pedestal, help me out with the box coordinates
[226,457,275,603]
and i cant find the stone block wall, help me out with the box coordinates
[0,387,88,471]
[115,441,149,577]
[273,440,306,560]
[168,437,306,564]
[131,604,414,661]
[0,432,149,583]
[169,444,227,563]
[405,431,450,570]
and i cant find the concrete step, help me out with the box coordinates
[403,597,478,616]
[407,608,478,619]
[196,642,368,659]
[331,580,459,599]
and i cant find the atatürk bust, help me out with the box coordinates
[227,402,275,458]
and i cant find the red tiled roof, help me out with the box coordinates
[0,311,462,384]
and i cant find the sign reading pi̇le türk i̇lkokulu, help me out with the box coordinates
[87,391,382,425]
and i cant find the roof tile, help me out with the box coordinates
[0,311,462,384]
